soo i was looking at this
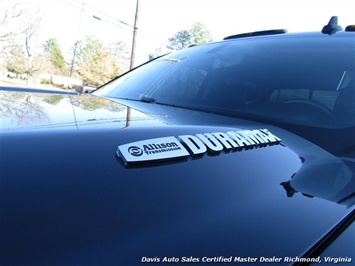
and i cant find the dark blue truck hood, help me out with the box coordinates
[0,90,354,264]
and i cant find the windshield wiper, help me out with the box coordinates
[156,58,181,63]
[140,96,156,103]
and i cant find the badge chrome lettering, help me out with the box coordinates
[117,136,190,165]
[117,129,281,166]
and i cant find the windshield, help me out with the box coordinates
[94,33,355,129]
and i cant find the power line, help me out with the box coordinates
[64,1,169,47]
[69,0,135,29]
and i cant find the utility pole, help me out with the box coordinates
[70,2,85,77]
[129,0,140,70]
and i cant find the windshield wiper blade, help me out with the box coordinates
[156,58,181,63]
[140,96,156,103]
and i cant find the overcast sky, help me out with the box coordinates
[19,0,355,66]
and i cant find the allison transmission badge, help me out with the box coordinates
[117,136,190,166]
[117,129,281,167]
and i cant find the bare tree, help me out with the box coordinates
[0,1,25,42]
[3,3,44,85]
[0,1,27,72]
[21,9,44,84]
[5,44,26,76]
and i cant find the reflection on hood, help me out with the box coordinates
[281,155,354,208]
[0,91,166,130]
